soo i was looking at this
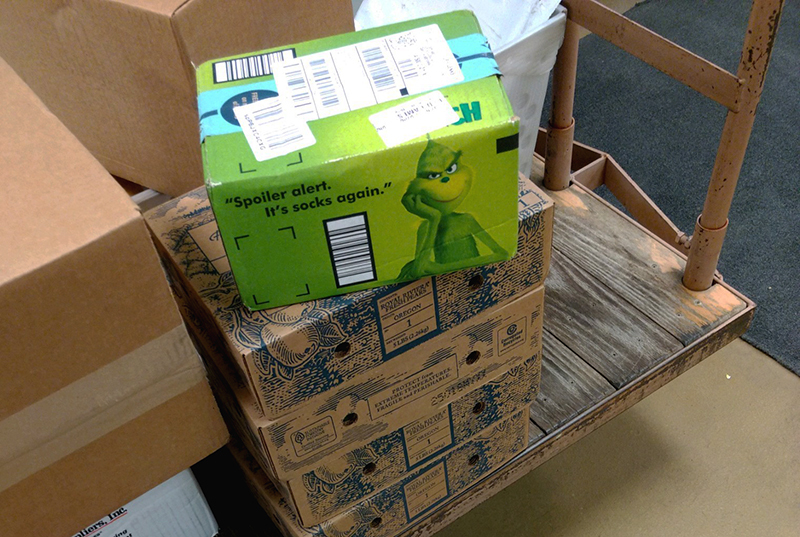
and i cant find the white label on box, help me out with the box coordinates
[403,462,449,520]
[232,97,316,161]
[402,407,453,467]
[377,277,438,352]
[368,355,458,418]
[272,25,463,122]
[369,90,459,147]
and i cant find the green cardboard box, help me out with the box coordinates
[196,11,519,309]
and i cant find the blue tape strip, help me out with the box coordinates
[198,34,499,141]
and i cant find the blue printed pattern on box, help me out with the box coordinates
[145,176,552,419]
[231,409,529,537]
[281,354,540,526]
[182,276,543,481]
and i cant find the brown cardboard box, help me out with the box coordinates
[144,179,552,418]
[230,409,530,536]
[177,276,543,481]
[0,0,354,196]
[0,58,228,537]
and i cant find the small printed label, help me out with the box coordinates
[232,97,315,161]
[213,48,295,84]
[369,90,459,147]
[377,277,438,353]
[496,317,527,356]
[188,221,231,274]
[402,407,453,467]
[290,417,337,457]
[403,462,449,520]
[271,25,463,123]
[368,355,458,418]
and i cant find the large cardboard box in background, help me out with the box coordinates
[0,58,228,537]
[0,0,354,196]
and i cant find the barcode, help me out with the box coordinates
[324,213,377,287]
[396,58,419,81]
[360,45,400,93]
[279,60,318,120]
[213,48,296,84]
[250,99,305,149]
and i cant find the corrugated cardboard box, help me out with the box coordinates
[71,470,217,537]
[268,355,539,526]
[173,272,542,481]
[196,11,520,309]
[145,176,552,417]
[231,410,529,536]
[0,0,354,196]
[0,58,228,537]
[189,285,540,525]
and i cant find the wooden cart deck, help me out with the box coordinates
[398,157,753,537]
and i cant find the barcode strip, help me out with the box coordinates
[361,44,399,93]
[280,61,318,120]
[213,48,296,84]
[324,214,377,287]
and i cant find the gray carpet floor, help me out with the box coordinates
[542,0,799,374]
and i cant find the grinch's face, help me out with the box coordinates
[409,143,473,214]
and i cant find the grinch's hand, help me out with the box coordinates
[402,193,441,221]
[398,258,431,280]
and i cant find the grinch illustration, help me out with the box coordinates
[399,138,507,279]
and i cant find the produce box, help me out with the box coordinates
[230,409,529,536]
[0,0,353,195]
[195,10,520,308]
[171,270,543,480]
[201,325,540,525]
[145,176,552,418]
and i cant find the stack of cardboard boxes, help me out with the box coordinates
[143,12,554,536]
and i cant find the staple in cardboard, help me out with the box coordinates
[145,176,552,419]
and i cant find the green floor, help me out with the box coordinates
[435,339,800,536]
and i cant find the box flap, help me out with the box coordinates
[0,57,140,285]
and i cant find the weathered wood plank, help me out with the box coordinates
[528,419,546,445]
[543,181,747,345]
[401,306,754,537]
[545,251,683,387]
[530,330,616,433]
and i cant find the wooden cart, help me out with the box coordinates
[197,1,785,535]
[398,0,785,535]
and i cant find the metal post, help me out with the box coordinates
[543,18,581,191]
[683,0,785,290]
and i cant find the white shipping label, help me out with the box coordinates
[232,97,316,161]
[369,91,459,147]
[271,25,463,122]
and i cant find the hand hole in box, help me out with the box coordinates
[468,274,484,291]
[468,454,480,466]
[334,341,351,358]
[370,517,383,528]
[362,462,377,475]
[472,401,485,415]
[342,412,358,426]
[465,350,481,365]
